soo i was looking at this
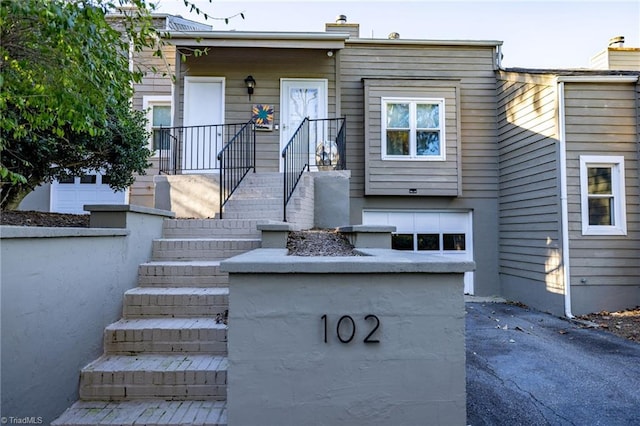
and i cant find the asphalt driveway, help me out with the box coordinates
[466,301,640,426]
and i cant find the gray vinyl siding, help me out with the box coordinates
[607,49,640,71]
[132,45,175,111]
[563,81,640,314]
[177,48,337,171]
[363,80,461,196]
[496,72,564,313]
[342,42,501,296]
[339,43,499,199]
[130,46,176,207]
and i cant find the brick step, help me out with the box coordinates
[217,210,282,220]
[52,400,227,426]
[151,238,261,261]
[223,197,282,206]
[104,318,227,355]
[123,287,228,318]
[79,354,227,401]
[230,186,283,196]
[221,203,282,214]
[162,219,262,239]
[138,261,229,288]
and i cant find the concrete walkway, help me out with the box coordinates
[466,301,640,426]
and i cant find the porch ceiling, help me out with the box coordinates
[167,31,348,50]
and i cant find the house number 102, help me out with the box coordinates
[321,314,381,344]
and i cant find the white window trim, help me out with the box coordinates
[381,97,446,161]
[143,95,173,155]
[579,155,627,236]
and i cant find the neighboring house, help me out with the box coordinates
[17,15,639,316]
[17,13,210,214]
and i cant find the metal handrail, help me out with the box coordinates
[281,118,310,222]
[157,123,250,174]
[217,120,256,218]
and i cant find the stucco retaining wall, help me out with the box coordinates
[0,206,172,424]
[222,248,474,426]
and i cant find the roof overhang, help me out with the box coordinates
[166,31,349,50]
[346,38,503,48]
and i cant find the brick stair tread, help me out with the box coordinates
[83,354,228,374]
[52,400,227,426]
[140,260,223,267]
[105,317,226,332]
[125,287,228,297]
[154,238,261,242]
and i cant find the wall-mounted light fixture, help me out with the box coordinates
[244,75,256,100]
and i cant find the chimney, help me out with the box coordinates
[608,36,625,48]
[325,14,360,38]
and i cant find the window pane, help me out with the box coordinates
[392,234,414,250]
[589,198,613,225]
[153,129,171,150]
[416,131,440,156]
[102,175,112,185]
[152,105,171,127]
[58,177,74,184]
[417,234,439,251]
[386,103,409,128]
[80,175,97,184]
[443,233,465,251]
[587,167,612,195]
[386,130,409,155]
[417,104,439,128]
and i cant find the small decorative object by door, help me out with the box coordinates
[252,104,274,131]
[316,140,339,170]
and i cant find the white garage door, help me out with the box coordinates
[50,173,128,214]
[363,210,474,294]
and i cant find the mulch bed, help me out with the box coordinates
[1,210,89,227]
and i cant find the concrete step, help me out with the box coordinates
[104,318,227,355]
[52,400,227,426]
[162,219,262,239]
[151,238,260,261]
[79,354,227,401]
[123,287,228,318]
[138,261,229,288]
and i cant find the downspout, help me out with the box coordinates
[556,81,574,319]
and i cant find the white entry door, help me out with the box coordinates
[280,79,327,171]
[183,77,225,173]
[363,210,475,294]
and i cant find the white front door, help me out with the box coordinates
[183,77,225,173]
[363,210,475,294]
[280,79,328,171]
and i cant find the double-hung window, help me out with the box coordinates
[143,96,172,152]
[579,155,627,235]
[382,98,445,161]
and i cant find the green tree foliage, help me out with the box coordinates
[0,0,156,209]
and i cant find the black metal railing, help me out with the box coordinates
[217,120,256,218]
[282,118,309,222]
[157,123,250,174]
[282,117,346,222]
[311,117,346,171]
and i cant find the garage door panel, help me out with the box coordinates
[51,174,127,214]
[363,209,474,294]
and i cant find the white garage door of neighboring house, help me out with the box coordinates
[50,173,128,214]
[363,210,474,294]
